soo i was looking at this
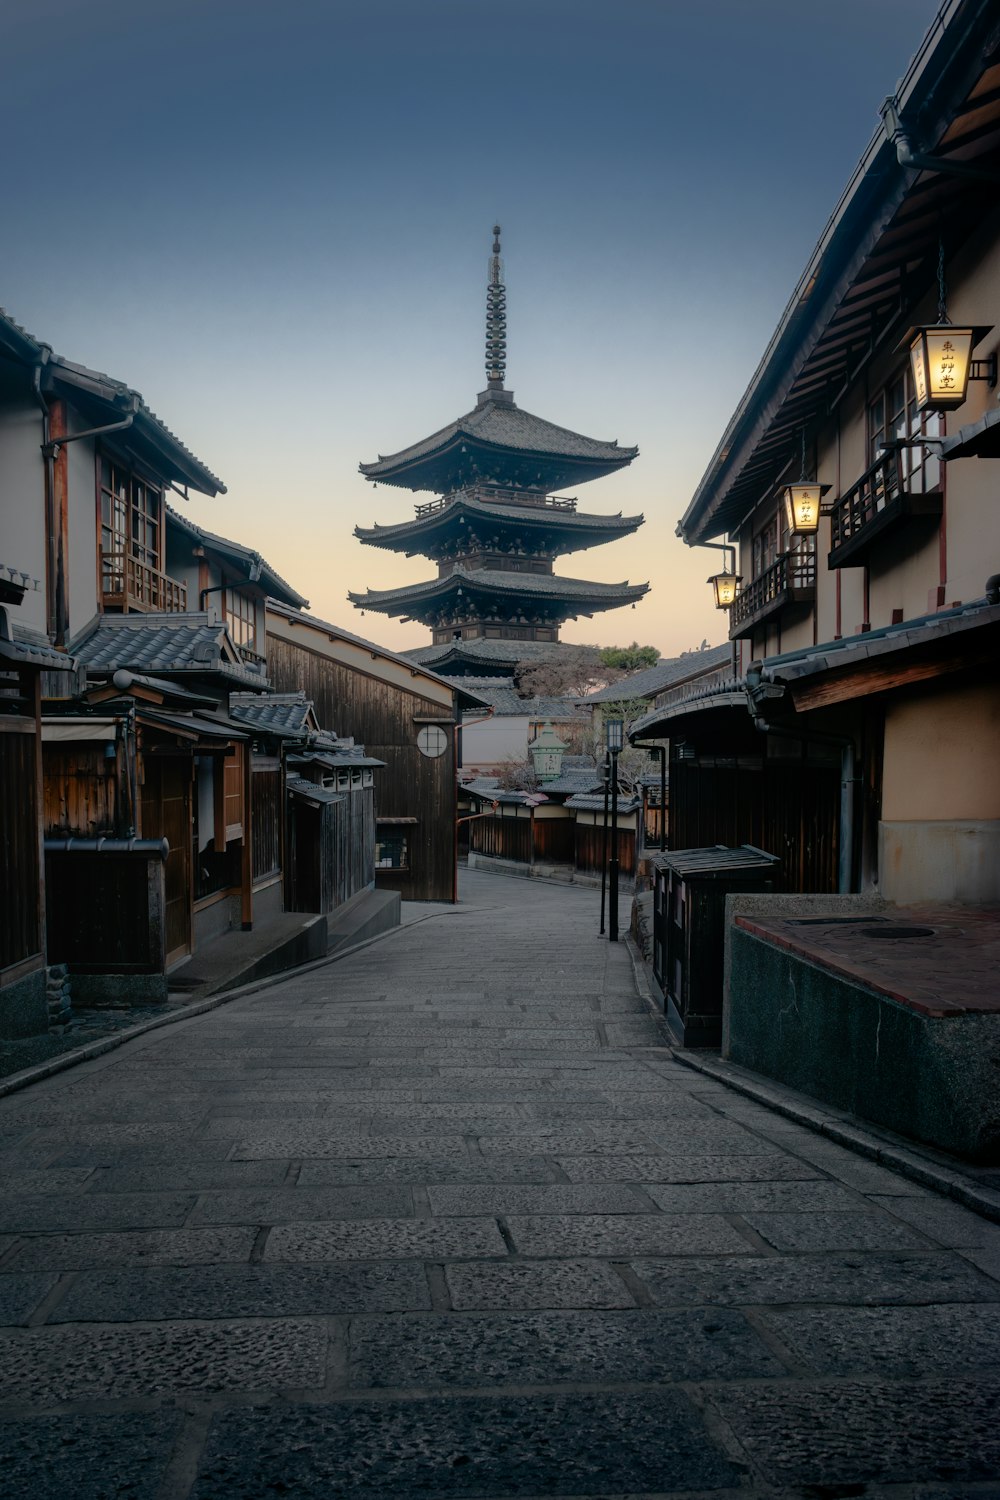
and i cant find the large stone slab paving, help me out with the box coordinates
[444,1259,636,1310]
[4,1226,259,1271]
[0,1411,181,1500]
[49,1262,432,1323]
[0,1190,196,1233]
[631,1252,1000,1307]
[89,1160,290,1193]
[505,1212,753,1258]
[557,1152,822,1183]
[190,1390,741,1498]
[231,1131,470,1160]
[643,1180,864,1213]
[188,1185,413,1225]
[709,1379,1000,1487]
[425,1184,651,1216]
[868,1194,1000,1249]
[297,1156,562,1186]
[0,1168,94,1194]
[266,1217,509,1263]
[761,1303,1000,1376]
[743,1209,938,1252]
[52,1139,237,1166]
[348,1307,785,1389]
[0,1319,327,1403]
[0,1273,58,1326]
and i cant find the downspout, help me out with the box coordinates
[880,97,1000,185]
[31,355,57,643]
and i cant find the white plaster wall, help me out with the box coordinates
[461,716,531,771]
[0,401,47,635]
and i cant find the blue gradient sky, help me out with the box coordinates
[3,0,941,655]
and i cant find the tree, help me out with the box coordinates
[514,645,612,699]
[599,642,660,672]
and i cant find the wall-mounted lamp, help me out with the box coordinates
[782,482,831,537]
[708,570,741,609]
[902,324,994,413]
[899,239,995,414]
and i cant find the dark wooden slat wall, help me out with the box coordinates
[668,758,840,894]
[471,814,531,864]
[251,768,282,882]
[575,824,635,877]
[267,634,456,901]
[0,727,41,970]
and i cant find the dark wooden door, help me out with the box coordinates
[141,755,192,964]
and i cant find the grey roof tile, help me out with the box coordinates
[361,399,637,477]
[583,644,731,703]
[229,692,314,736]
[70,613,266,686]
[350,568,648,609]
[166,507,307,608]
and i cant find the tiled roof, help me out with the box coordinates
[361,399,637,478]
[70,613,266,687]
[1,630,73,671]
[166,507,307,608]
[356,492,643,547]
[229,692,314,736]
[349,568,648,610]
[564,791,640,813]
[582,644,731,703]
[265,601,489,710]
[537,769,604,795]
[405,637,586,671]
[286,775,344,807]
[0,309,224,497]
[457,680,588,719]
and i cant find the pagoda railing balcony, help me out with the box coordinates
[729,551,816,640]
[827,449,942,569]
[414,489,579,518]
[101,552,187,614]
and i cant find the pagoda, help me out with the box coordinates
[350,228,647,649]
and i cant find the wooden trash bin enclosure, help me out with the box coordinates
[651,844,780,1049]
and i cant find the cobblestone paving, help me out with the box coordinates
[0,868,998,1497]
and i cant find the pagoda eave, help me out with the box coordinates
[348,571,649,624]
[353,502,644,557]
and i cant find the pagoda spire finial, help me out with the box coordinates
[485,223,507,390]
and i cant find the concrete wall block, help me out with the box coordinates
[879,820,1000,904]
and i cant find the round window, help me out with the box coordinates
[417,725,448,758]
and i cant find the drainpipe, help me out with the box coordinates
[880,97,1000,185]
[31,355,57,643]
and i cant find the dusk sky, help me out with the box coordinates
[4,0,941,657]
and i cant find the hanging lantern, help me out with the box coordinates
[708,571,741,609]
[907,325,976,412]
[783,482,824,536]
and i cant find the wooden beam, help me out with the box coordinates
[788,646,995,711]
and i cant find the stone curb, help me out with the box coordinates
[623,936,1000,1228]
[0,907,463,1104]
[669,1045,1000,1228]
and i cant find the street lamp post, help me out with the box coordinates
[606,717,624,943]
[598,752,610,936]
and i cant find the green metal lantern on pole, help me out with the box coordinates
[529,721,568,783]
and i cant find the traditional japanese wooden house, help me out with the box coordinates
[351,227,647,647]
[266,602,486,901]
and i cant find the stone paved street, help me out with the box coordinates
[0,868,999,1496]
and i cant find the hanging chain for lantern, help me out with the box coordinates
[485,224,507,388]
[937,234,950,325]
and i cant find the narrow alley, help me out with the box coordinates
[0,869,998,1496]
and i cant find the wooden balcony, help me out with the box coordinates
[828,451,942,569]
[101,552,187,613]
[729,551,816,640]
[235,642,266,669]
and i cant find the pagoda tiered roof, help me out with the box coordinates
[355,489,643,556]
[349,567,648,624]
[359,391,638,495]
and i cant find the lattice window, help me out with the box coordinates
[375,829,409,869]
[225,587,257,650]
